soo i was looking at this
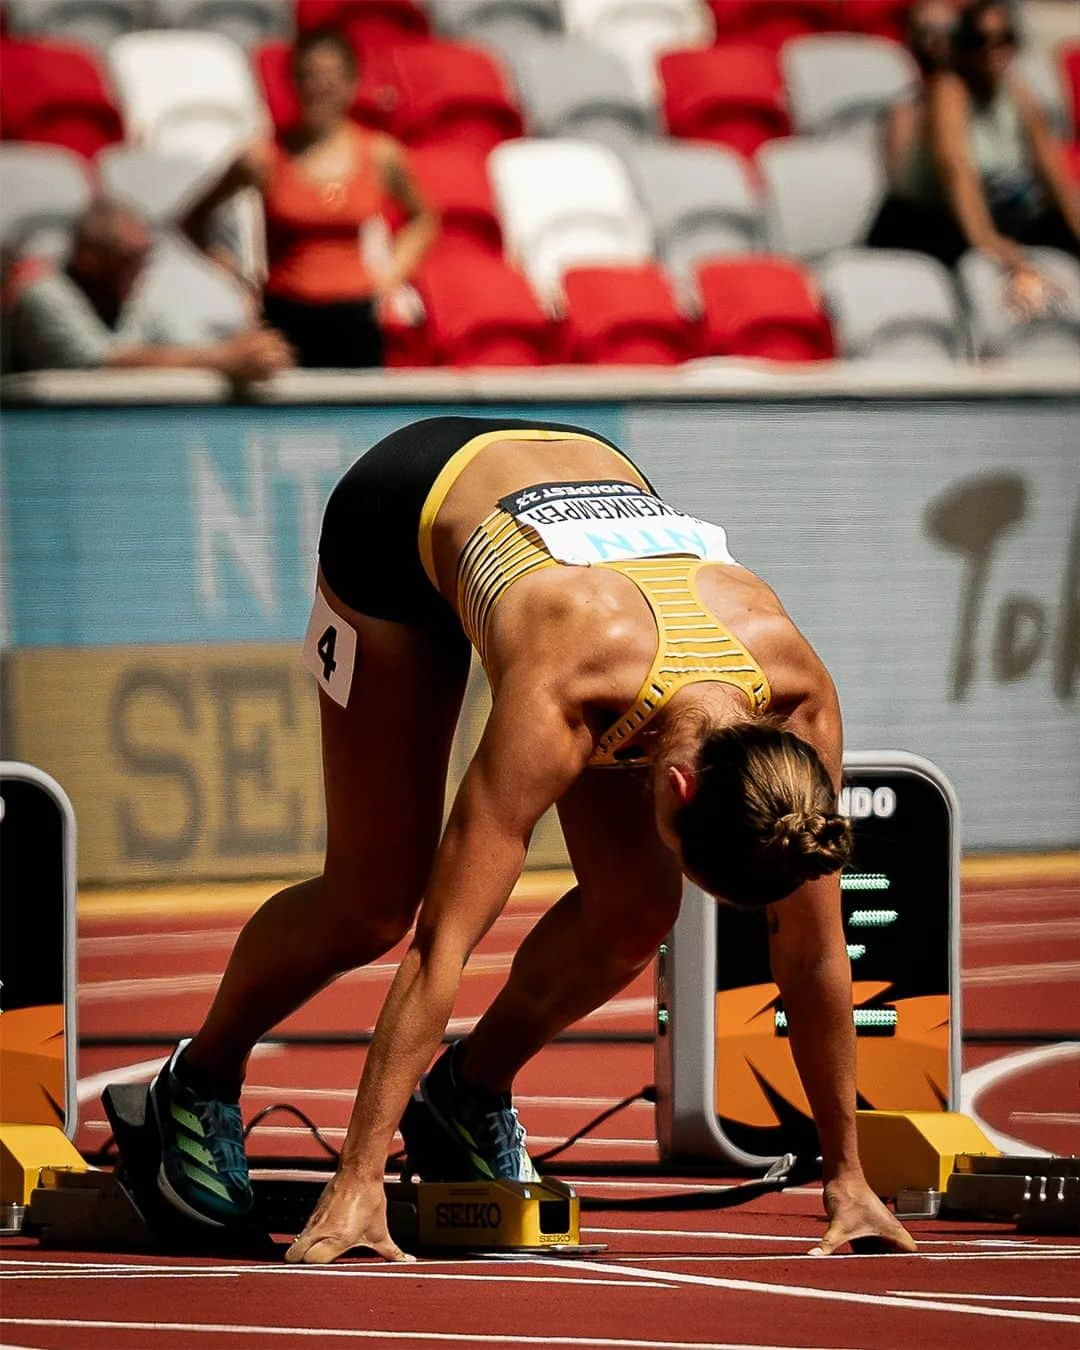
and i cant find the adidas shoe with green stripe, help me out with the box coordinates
[150,1039,253,1227]
[416,1040,539,1183]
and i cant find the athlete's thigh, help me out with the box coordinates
[556,769,683,951]
[314,575,471,918]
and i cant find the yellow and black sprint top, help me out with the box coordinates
[417,428,771,769]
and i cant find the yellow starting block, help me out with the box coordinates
[405,1177,584,1251]
[1,1123,87,1207]
[856,1110,1000,1199]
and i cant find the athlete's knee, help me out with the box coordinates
[313,871,419,966]
[586,886,682,971]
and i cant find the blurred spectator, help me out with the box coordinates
[182,27,439,369]
[7,199,294,381]
[868,0,1079,293]
[876,0,958,184]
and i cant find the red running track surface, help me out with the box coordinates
[3,859,1078,1349]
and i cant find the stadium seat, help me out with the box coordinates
[705,1,829,48]
[562,263,694,363]
[295,0,428,42]
[497,35,654,146]
[412,250,556,366]
[622,140,760,284]
[659,44,789,159]
[428,0,561,44]
[817,248,964,362]
[98,146,212,223]
[1064,44,1080,137]
[758,136,885,260]
[153,0,290,48]
[140,233,252,338]
[108,31,267,160]
[404,145,502,255]
[697,257,834,361]
[0,144,91,260]
[0,36,124,160]
[782,34,918,140]
[5,0,141,49]
[958,247,1080,362]
[562,0,714,100]
[489,137,653,301]
[835,1,913,42]
[387,40,523,152]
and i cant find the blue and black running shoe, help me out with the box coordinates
[149,1039,253,1228]
[410,1040,539,1183]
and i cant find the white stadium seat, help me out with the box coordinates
[428,0,562,43]
[152,0,291,48]
[108,29,267,163]
[0,144,92,260]
[6,0,142,49]
[561,0,714,101]
[98,147,213,224]
[622,139,760,284]
[496,35,655,147]
[489,137,653,301]
[958,247,1080,362]
[782,34,918,140]
[758,135,885,260]
[817,248,965,362]
[140,233,252,339]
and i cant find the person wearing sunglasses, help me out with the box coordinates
[869,0,1079,312]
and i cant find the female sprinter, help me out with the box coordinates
[150,417,916,1263]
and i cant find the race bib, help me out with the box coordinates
[302,586,357,709]
[499,480,735,568]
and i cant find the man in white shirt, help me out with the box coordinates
[9,199,293,383]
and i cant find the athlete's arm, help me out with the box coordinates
[767,685,915,1254]
[286,674,593,1264]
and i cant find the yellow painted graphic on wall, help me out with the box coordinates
[4,644,568,884]
[715,982,949,1128]
[0,1005,65,1126]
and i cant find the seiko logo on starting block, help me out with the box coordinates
[434,1201,502,1229]
[839,785,897,819]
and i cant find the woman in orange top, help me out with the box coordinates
[183,27,438,368]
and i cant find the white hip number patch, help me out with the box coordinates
[302,585,357,709]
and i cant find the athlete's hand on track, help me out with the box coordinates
[808,1177,918,1256]
[285,1172,415,1265]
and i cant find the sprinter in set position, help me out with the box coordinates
[150,417,916,1263]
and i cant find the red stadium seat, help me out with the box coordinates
[403,145,502,255]
[295,0,428,43]
[659,44,789,160]
[562,264,694,365]
[387,40,522,152]
[1063,44,1080,140]
[413,250,555,366]
[834,1,914,42]
[705,1,830,48]
[697,257,834,361]
[0,36,122,159]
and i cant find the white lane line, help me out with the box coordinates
[888,1291,1080,1304]
[540,1255,1080,1326]
[964,960,1080,986]
[76,1044,280,1104]
[445,996,652,1036]
[1009,1111,1080,1126]
[0,1322,863,1350]
[960,1041,1080,1153]
[0,1271,671,1289]
[583,1228,1077,1251]
[234,1086,650,1112]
